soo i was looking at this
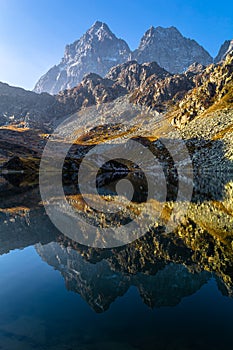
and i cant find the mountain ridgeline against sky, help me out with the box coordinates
[33,21,230,95]
[214,39,233,63]
[34,21,131,95]
[132,26,212,73]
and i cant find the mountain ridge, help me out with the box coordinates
[34,21,218,95]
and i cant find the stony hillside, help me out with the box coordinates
[129,52,233,123]
[170,53,233,128]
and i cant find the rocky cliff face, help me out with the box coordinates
[56,61,170,113]
[33,22,213,94]
[132,26,213,73]
[171,53,233,128]
[215,39,233,63]
[56,72,127,114]
[36,241,211,312]
[105,60,170,91]
[34,21,131,94]
[1,53,231,133]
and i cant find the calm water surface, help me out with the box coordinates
[0,172,233,350]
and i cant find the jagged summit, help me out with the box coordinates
[34,22,214,94]
[215,39,233,63]
[88,21,113,35]
[34,21,130,94]
[133,25,213,74]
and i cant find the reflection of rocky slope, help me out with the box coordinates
[0,174,233,311]
[36,242,210,312]
[0,186,58,254]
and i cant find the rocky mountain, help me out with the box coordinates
[215,39,233,63]
[34,22,213,95]
[0,81,65,129]
[1,52,232,134]
[34,21,131,94]
[36,241,210,312]
[56,72,127,114]
[56,61,170,113]
[130,68,195,112]
[105,60,170,91]
[132,26,213,73]
[129,52,233,120]
[171,52,233,128]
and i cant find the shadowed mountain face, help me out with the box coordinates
[36,241,211,312]
[33,22,214,94]
[132,26,213,73]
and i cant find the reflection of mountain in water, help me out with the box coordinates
[0,167,233,312]
[36,242,210,312]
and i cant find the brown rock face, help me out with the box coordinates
[33,23,213,95]
[171,53,233,128]
[130,73,195,112]
[106,60,170,91]
[56,72,127,113]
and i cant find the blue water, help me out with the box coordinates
[0,245,233,350]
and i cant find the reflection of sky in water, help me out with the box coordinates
[0,245,233,349]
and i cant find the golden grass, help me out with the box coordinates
[0,124,30,132]
[0,206,30,214]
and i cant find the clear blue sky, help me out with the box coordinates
[0,0,232,90]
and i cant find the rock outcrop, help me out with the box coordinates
[56,72,127,114]
[171,53,233,128]
[132,26,213,73]
[105,60,170,91]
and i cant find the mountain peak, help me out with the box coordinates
[91,21,110,30]
[143,25,182,39]
[34,22,130,94]
[215,39,233,63]
[133,26,212,73]
[88,21,113,36]
[34,22,213,94]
